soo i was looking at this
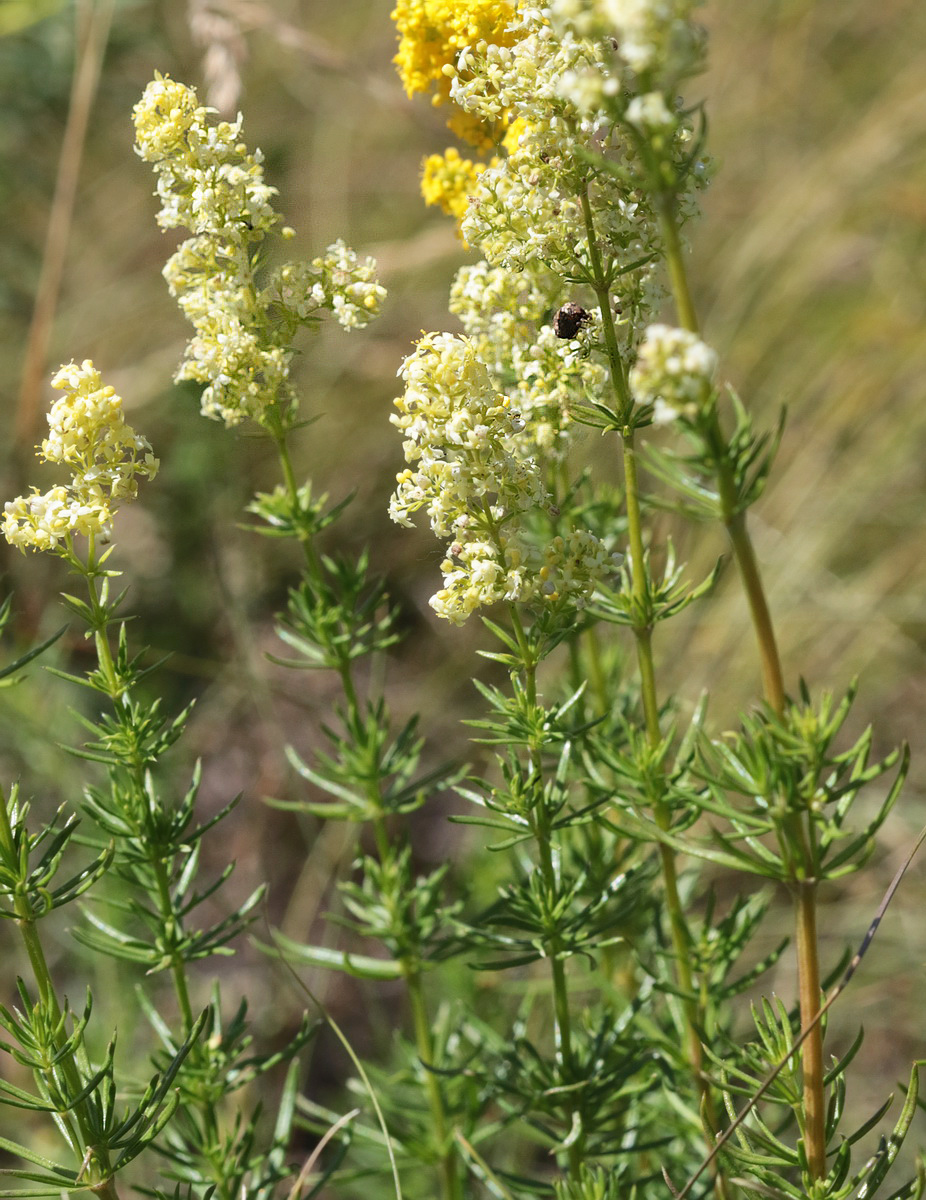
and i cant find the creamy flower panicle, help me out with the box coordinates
[389,332,541,539]
[133,75,385,427]
[3,361,158,554]
[548,0,707,87]
[449,260,607,458]
[273,241,387,331]
[389,334,611,623]
[387,1,717,621]
[445,10,666,332]
[435,0,705,298]
[630,323,717,423]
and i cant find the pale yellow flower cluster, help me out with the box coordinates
[449,260,608,459]
[265,241,387,332]
[3,361,158,554]
[630,324,717,423]
[389,333,612,624]
[134,75,385,427]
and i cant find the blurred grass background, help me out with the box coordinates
[0,0,925,1172]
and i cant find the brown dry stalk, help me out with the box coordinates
[15,0,114,452]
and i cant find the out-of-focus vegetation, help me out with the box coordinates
[1,0,925,1175]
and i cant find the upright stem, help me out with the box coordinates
[80,559,232,1195]
[656,197,786,716]
[725,512,786,716]
[268,419,462,1200]
[794,881,826,1181]
[621,435,661,747]
[0,792,120,1195]
[509,606,583,1175]
[623,432,717,1169]
[581,187,726,1195]
[658,194,699,335]
[658,189,826,1176]
[405,965,464,1200]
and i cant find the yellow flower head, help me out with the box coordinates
[392,0,517,98]
[420,148,488,228]
[392,0,519,147]
[501,115,528,156]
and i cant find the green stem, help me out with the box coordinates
[623,438,717,1171]
[267,414,462,1199]
[657,195,786,716]
[508,606,583,1174]
[658,194,699,335]
[583,627,609,715]
[77,536,121,698]
[579,187,632,418]
[149,847,230,1192]
[405,965,464,1200]
[0,791,119,1193]
[580,190,727,1194]
[621,436,662,746]
[659,179,809,1188]
[150,856,196,1033]
[725,512,786,715]
[266,400,323,575]
[82,544,226,1193]
[372,807,461,1200]
[794,881,826,1180]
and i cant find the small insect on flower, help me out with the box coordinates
[552,303,590,339]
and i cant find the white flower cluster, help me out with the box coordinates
[548,0,706,87]
[3,361,158,553]
[389,333,543,539]
[133,74,278,238]
[449,260,608,458]
[445,8,663,323]
[630,323,717,423]
[161,234,289,425]
[444,0,710,279]
[453,6,619,138]
[264,240,386,331]
[389,334,611,624]
[133,75,385,427]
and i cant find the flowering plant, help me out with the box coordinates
[0,5,922,1200]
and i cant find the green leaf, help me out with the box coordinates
[0,1136,75,1179]
[0,624,68,687]
[264,933,404,980]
